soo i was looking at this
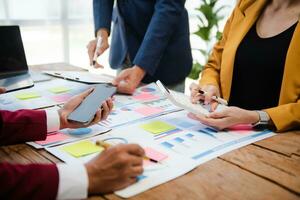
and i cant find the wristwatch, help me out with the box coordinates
[252,111,270,129]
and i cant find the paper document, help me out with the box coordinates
[46,110,275,198]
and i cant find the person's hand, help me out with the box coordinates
[112,65,146,94]
[58,88,113,129]
[0,87,6,94]
[85,144,145,194]
[87,29,109,68]
[190,83,220,111]
[194,106,260,130]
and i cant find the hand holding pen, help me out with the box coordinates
[87,29,109,68]
[96,140,160,164]
[190,83,227,111]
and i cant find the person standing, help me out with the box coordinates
[87,0,192,94]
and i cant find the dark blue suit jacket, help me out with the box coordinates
[93,0,192,85]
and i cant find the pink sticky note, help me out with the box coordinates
[144,147,168,162]
[133,93,160,101]
[35,132,70,145]
[228,124,253,133]
[135,106,164,116]
[51,94,72,103]
[143,159,154,167]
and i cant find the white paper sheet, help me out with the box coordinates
[46,110,275,198]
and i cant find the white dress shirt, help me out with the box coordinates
[45,110,89,200]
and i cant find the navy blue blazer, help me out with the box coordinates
[93,0,192,85]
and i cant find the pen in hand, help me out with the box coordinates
[198,89,228,106]
[95,140,159,163]
[92,36,103,67]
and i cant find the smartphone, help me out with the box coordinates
[67,84,116,125]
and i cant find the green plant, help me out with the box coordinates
[188,0,227,80]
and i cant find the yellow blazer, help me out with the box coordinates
[199,0,300,132]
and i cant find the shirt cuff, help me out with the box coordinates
[45,109,60,133]
[56,163,89,200]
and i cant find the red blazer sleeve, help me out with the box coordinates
[0,110,59,199]
[0,163,59,200]
[0,109,47,145]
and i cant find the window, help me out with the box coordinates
[0,0,234,77]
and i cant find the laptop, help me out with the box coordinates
[0,26,34,92]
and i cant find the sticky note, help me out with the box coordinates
[61,141,103,157]
[133,93,160,101]
[51,94,71,103]
[135,106,163,116]
[35,132,69,145]
[140,121,176,134]
[144,147,168,161]
[228,124,253,131]
[15,92,41,100]
[49,86,71,94]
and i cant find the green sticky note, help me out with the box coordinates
[61,141,103,157]
[15,92,41,100]
[140,121,176,135]
[49,86,71,94]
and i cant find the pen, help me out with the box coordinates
[95,140,159,163]
[92,36,103,66]
[198,89,228,105]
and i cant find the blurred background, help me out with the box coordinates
[0,0,235,79]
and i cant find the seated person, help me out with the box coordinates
[190,0,300,132]
[0,87,145,199]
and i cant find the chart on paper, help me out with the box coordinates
[0,79,91,111]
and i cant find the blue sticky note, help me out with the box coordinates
[68,128,92,135]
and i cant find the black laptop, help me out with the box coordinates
[0,26,34,92]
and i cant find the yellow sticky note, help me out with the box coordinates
[140,121,176,135]
[49,86,71,94]
[61,141,103,157]
[15,92,41,100]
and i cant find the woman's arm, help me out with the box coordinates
[265,100,300,132]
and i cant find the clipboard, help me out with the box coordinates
[45,71,114,84]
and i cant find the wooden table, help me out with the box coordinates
[1,63,299,200]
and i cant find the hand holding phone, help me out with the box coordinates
[67,84,116,125]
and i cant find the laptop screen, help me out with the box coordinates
[0,26,28,76]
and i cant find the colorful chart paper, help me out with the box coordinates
[61,141,103,157]
[68,128,92,135]
[15,92,41,100]
[49,86,71,94]
[140,121,176,135]
[135,106,164,116]
[51,94,72,103]
[144,147,168,161]
[35,132,69,145]
[133,93,160,101]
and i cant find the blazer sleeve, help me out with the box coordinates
[0,163,59,200]
[0,110,47,146]
[93,0,114,35]
[133,0,186,76]
[265,100,300,132]
[199,6,236,89]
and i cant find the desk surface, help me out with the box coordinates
[1,63,299,200]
